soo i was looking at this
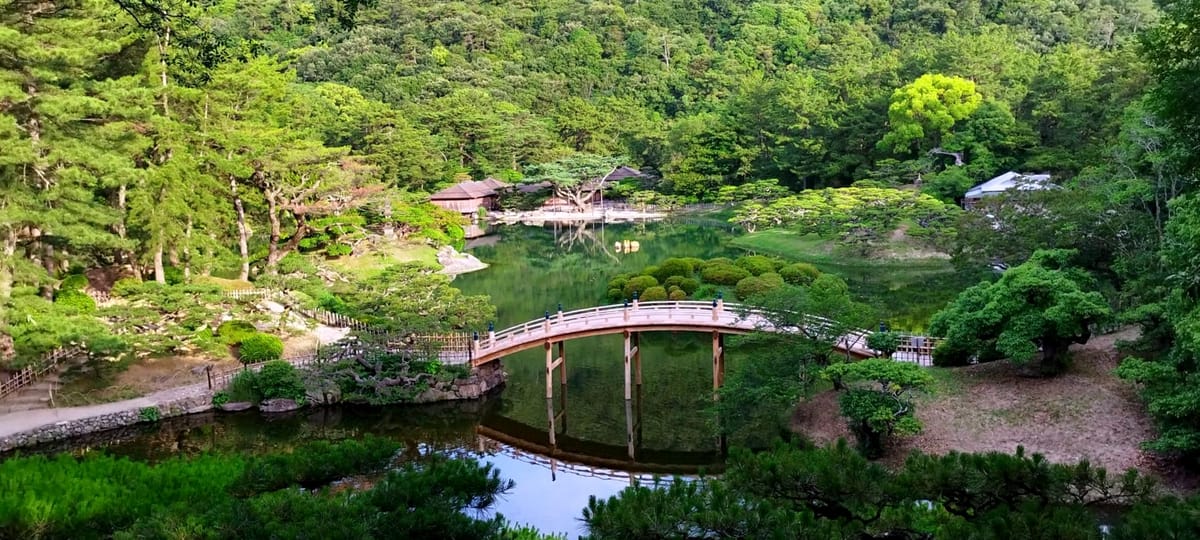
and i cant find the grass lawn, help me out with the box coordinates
[729,229,953,271]
[325,242,440,279]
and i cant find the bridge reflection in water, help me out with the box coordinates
[476,383,725,485]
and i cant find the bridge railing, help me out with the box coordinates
[473,300,939,365]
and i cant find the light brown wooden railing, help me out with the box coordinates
[0,347,83,400]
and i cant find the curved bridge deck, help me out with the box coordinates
[457,301,937,366]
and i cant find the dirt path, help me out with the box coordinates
[792,329,1186,485]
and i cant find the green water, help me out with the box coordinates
[19,219,978,538]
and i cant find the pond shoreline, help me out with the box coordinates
[0,363,507,453]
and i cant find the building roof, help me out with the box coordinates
[429,178,511,200]
[964,171,1054,199]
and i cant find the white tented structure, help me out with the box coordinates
[963,171,1054,208]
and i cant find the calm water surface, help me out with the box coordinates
[20,219,975,538]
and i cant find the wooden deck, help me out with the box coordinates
[456,301,938,367]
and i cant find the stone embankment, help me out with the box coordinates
[0,364,506,453]
[437,245,489,275]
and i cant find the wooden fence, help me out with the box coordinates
[0,347,83,400]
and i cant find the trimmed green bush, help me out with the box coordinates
[736,255,778,276]
[640,286,669,301]
[735,273,785,300]
[239,333,283,364]
[622,275,659,298]
[779,262,821,285]
[680,257,706,270]
[607,288,624,302]
[700,257,734,271]
[641,265,659,279]
[54,289,96,313]
[678,277,701,295]
[60,274,89,291]
[701,263,751,285]
[255,360,306,401]
[668,289,688,301]
[663,275,685,289]
[218,320,258,346]
[651,258,695,282]
[607,274,632,291]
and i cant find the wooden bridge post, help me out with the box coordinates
[545,340,554,400]
[633,332,642,386]
[623,330,634,401]
[712,331,725,397]
[546,396,557,447]
[558,341,566,386]
[625,395,636,460]
[557,303,564,323]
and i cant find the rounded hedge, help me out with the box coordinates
[607,288,624,302]
[700,258,734,271]
[663,275,686,289]
[651,258,695,282]
[622,275,659,298]
[779,262,821,285]
[694,284,720,299]
[701,263,751,285]
[217,320,258,346]
[736,255,778,276]
[668,289,688,301]
[238,333,284,364]
[677,277,701,295]
[680,257,706,271]
[54,289,96,313]
[640,286,669,301]
[254,360,306,401]
[735,273,785,300]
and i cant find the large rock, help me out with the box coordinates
[259,398,303,413]
[218,401,254,412]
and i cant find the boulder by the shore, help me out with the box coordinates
[437,245,488,275]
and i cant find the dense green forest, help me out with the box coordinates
[4,0,1200,473]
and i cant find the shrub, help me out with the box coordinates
[325,243,353,257]
[239,333,284,364]
[138,407,160,422]
[701,263,751,285]
[232,437,401,496]
[694,284,720,300]
[866,332,900,358]
[164,266,185,285]
[700,257,733,270]
[663,275,685,289]
[217,320,258,346]
[60,274,89,291]
[680,257,706,271]
[254,360,306,401]
[212,391,231,407]
[678,277,701,295]
[779,263,821,285]
[736,255,778,276]
[111,277,142,296]
[932,342,972,367]
[669,289,688,301]
[607,288,624,302]
[622,275,659,298]
[607,274,633,291]
[54,289,96,313]
[640,286,669,301]
[735,273,785,300]
[652,258,695,282]
[227,371,260,402]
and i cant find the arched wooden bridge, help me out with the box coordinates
[433,300,939,402]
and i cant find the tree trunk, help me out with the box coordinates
[232,178,250,281]
[267,211,309,271]
[265,190,281,274]
[154,238,166,284]
[0,230,15,301]
[183,216,192,281]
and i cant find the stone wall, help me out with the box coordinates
[0,391,214,453]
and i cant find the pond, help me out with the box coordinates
[19,218,979,538]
